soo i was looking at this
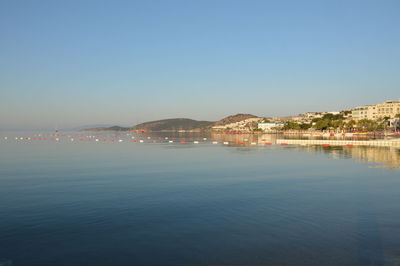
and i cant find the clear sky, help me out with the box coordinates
[0,0,399,130]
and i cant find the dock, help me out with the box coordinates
[276,139,400,147]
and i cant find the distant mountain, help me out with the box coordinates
[81,126,130,132]
[81,114,259,132]
[132,118,213,132]
[212,114,258,126]
[64,124,114,131]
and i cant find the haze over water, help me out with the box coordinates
[1,133,400,265]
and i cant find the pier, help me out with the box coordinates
[276,139,400,147]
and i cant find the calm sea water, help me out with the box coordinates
[1,133,400,265]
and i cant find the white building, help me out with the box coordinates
[258,122,286,131]
[352,105,376,120]
[352,100,400,121]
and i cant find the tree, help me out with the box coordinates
[314,119,330,130]
[356,119,382,131]
[300,123,312,130]
[283,122,301,130]
[331,119,345,129]
[322,113,344,120]
[345,120,356,130]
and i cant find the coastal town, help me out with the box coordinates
[80,98,400,135]
[214,99,400,134]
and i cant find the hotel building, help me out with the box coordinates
[352,100,400,121]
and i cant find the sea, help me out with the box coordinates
[0,132,400,265]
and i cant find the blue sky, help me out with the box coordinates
[0,0,399,130]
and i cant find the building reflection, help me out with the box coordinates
[300,145,400,169]
[130,132,400,169]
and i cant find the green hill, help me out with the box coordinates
[80,114,259,132]
[81,126,130,132]
[132,118,213,132]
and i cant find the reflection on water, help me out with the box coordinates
[1,131,400,265]
[1,132,400,170]
[208,133,400,169]
[295,145,400,169]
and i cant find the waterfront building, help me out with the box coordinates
[375,100,400,119]
[351,100,400,121]
[351,105,377,120]
[258,122,286,131]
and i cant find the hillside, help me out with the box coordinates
[81,114,259,132]
[81,126,130,132]
[212,114,258,126]
[132,118,213,132]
